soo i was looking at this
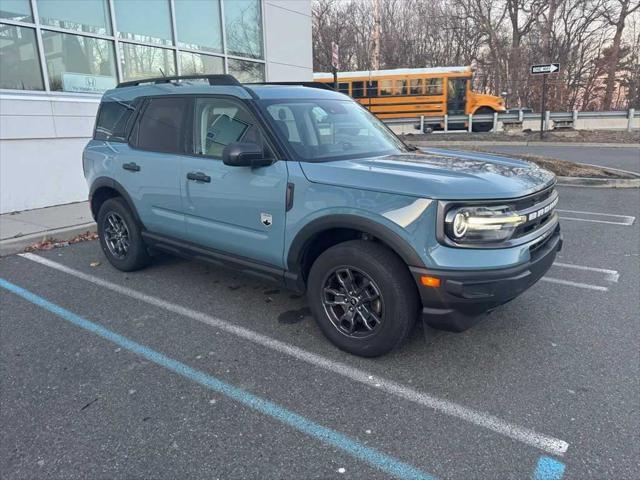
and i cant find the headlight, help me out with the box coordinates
[445,205,526,243]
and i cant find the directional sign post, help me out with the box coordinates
[531,63,560,139]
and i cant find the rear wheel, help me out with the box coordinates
[97,197,151,271]
[472,107,495,132]
[307,240,418,357]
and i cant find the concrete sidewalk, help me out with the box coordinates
[0,202,96,256]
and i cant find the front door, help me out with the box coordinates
[447,78,468,115]
[117,96,189,239]
[180,96,288,268]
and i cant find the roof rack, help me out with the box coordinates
[246,81,335,91]
[116,74,241,88]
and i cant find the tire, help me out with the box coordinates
[97,197,151,272]
[307,240,419,357]
[472,107,495,132]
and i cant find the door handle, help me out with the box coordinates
[186,171,211,183]
[122,162,140,172]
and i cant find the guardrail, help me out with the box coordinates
[383,108,638,132]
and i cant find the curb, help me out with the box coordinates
[0,222,96,257]
[410,140,640,148]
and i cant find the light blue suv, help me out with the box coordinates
[84,74,562,357]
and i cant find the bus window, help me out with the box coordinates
[338,82,350,95]
[352,81,365,98]
[394,79,408,95]
[409,79,423,95]
[426,78,443,95]
[367,80,378,97]
[380,79,393,96]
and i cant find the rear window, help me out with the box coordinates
[94,100,136,142]
[134,97,190,154]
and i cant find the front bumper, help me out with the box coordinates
[410,225,562,332]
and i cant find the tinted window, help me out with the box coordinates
[367,80,378,97]
[136,97,189,153]
[193,97,270,158]
[337,82,349,95]
[352,81,365,98]
[94,100,135,141]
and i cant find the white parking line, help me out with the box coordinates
[552,262,619,283]
[541,277,608,291]
[19,252,569,456]
[557,209,635,226]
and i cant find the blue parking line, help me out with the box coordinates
[533,456,566,480]
[0,278,436,480]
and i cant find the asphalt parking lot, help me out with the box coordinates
[1,184,638,480]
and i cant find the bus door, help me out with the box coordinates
[447,78,467,115]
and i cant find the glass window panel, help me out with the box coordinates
[0,0,33,22]
[224,0,263,59]
[38,0,111,35]
[119,42,175,81]
[227,58,264,82]
[136,97,189,153]
[379,79,392,96]
[394,79,407,95]
[426,78,442,95]
[352,81,365,98]
[0,24,44,90]
[175,0,222,53]
[409,79,423,95]
[179,51,223,75]
[114,0,172,45]
[94,100,135,141]
[42,31,116,92]
[337,82,349,94]
[367,80,378,97]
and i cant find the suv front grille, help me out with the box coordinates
[512,187,558,240]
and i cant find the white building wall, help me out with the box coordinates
[0,0,312,214]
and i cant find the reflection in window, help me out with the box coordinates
[367,81,378,97]
[352,81,365,98]
[409,79,422,95]
[379,79,392,96]
[0,24,44,90]
[426,78,442,95]
[119,42,175,81]
[175,0,222,53]
[227,58,264,82]
[394,79,407,95]
[0,0,32,22]
[42,31,116,92]
[114,0,172,45]
[224,0,263,59]
[179,51,223,75]
[38,0,111,35]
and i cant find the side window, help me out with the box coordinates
[352,81,365,98]
[135,97,189,153]
[367,80,378,97]
[266,104,301,143]
[380,79,392,96]
[409,79,423,95]
[426,78,443,95]
[193,97,271,158]
[94,100,135,142]
[394,79,407,95]
[338,82,350,95]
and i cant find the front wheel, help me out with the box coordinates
[307,240,419,357]
[97,197,151,272]
[472,107,496,132]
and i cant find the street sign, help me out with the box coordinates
[531,63,559,75]
[331,42,339,69]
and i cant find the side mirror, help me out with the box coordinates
[222,142,272,167]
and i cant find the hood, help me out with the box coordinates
[299,148,555,200]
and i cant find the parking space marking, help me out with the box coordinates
[19,252,570,456]
[533,456,566,480]
[541,277,608,291]
[552,262,619,283]
[0,278,436,480]
[557,209,635,226]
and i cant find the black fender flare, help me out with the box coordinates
[286,214,425,274]
[89,176,144,227]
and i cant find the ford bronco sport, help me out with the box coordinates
[84,74,562,357]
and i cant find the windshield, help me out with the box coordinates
[260,99,408,162]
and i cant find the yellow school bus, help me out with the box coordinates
[313,66,505,131]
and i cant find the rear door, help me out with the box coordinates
[117,96,190,239]
[180,96,288,267]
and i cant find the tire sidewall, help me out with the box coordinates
[97,197,147,271]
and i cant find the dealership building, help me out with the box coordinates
[0,0,312,213]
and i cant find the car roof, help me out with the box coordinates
[101,81,346,103]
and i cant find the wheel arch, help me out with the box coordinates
[287,214,425,285]
[89,177,144,227]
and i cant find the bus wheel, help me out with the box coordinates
[472,107,495,132]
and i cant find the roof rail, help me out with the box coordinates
[116,74,241,88]
[246,81,335,91]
